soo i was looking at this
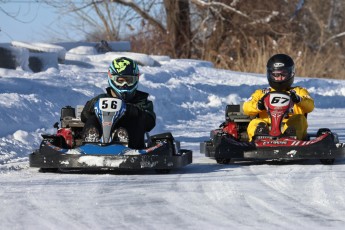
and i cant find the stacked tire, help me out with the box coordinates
[0,45,18,70]
[10,41,66,73]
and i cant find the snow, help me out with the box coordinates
[11,41,67,61]
[1,43,345,229]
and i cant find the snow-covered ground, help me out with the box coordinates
[1,43,345,229]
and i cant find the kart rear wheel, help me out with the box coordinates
[216,158,231,164]
[320,159,335,165]
[316,128,331,136]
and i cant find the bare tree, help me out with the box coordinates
[41,0,345,78]
[164,0,191,58]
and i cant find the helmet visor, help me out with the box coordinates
[108,72,138,87]
[268,68,293,82]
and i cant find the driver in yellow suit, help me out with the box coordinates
[243,54,314,141]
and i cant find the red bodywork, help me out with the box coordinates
[263,92,293,137]
[222,122,238,139]
[57,128,74,148]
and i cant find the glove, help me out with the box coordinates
[290,90,301,103]
[125,103,139,117]
[257,97,266,111]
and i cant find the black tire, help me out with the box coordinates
[316,128,331,137]
[39,168,59,173]
[320,159,335,165]
[0,47,17,69]
[216,158,231,164]
[28,56,43,73]
[155,169,171,174]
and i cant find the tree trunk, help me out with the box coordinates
[164,0,191,58]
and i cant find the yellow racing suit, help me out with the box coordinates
[243,86,314,141]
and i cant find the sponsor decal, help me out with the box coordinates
[261,140,288,145]
[256,133,330,147]
[273,62,284,68]
[102,121,112,126]
[286,150,297,157]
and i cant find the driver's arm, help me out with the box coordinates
[293,87,314,114]
[243,89,265,116]
[80,95,104,123]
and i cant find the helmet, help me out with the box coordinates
[266,54,295,91]
[108,57,140,100]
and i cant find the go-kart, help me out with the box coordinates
[29,97,192,173]
[200,91,345,165]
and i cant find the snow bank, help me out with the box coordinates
[11,41,66,62]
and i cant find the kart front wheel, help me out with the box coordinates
[216,158,231,164]
[39,168,59,173]
[155,169,171,174]
[320,159,335,165]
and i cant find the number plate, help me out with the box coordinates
[99,98,122,112]
[269,93,290,107]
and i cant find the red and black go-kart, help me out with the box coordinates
[200,91,345,165]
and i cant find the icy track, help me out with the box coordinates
[1,151,345,230]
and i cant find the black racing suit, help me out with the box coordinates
[81,87,156,149]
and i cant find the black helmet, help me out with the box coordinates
[266,54,295,91]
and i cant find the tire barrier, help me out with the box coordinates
[11,41,66,64]
[56,40,131,53]
[28,56,42,73]
[0,40,163,73]
[0,46,17,69]
[29,52,59,73]
[8,41,64,72]
[0,44,30,70]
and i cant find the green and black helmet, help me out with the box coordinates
[108,57,140,100]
